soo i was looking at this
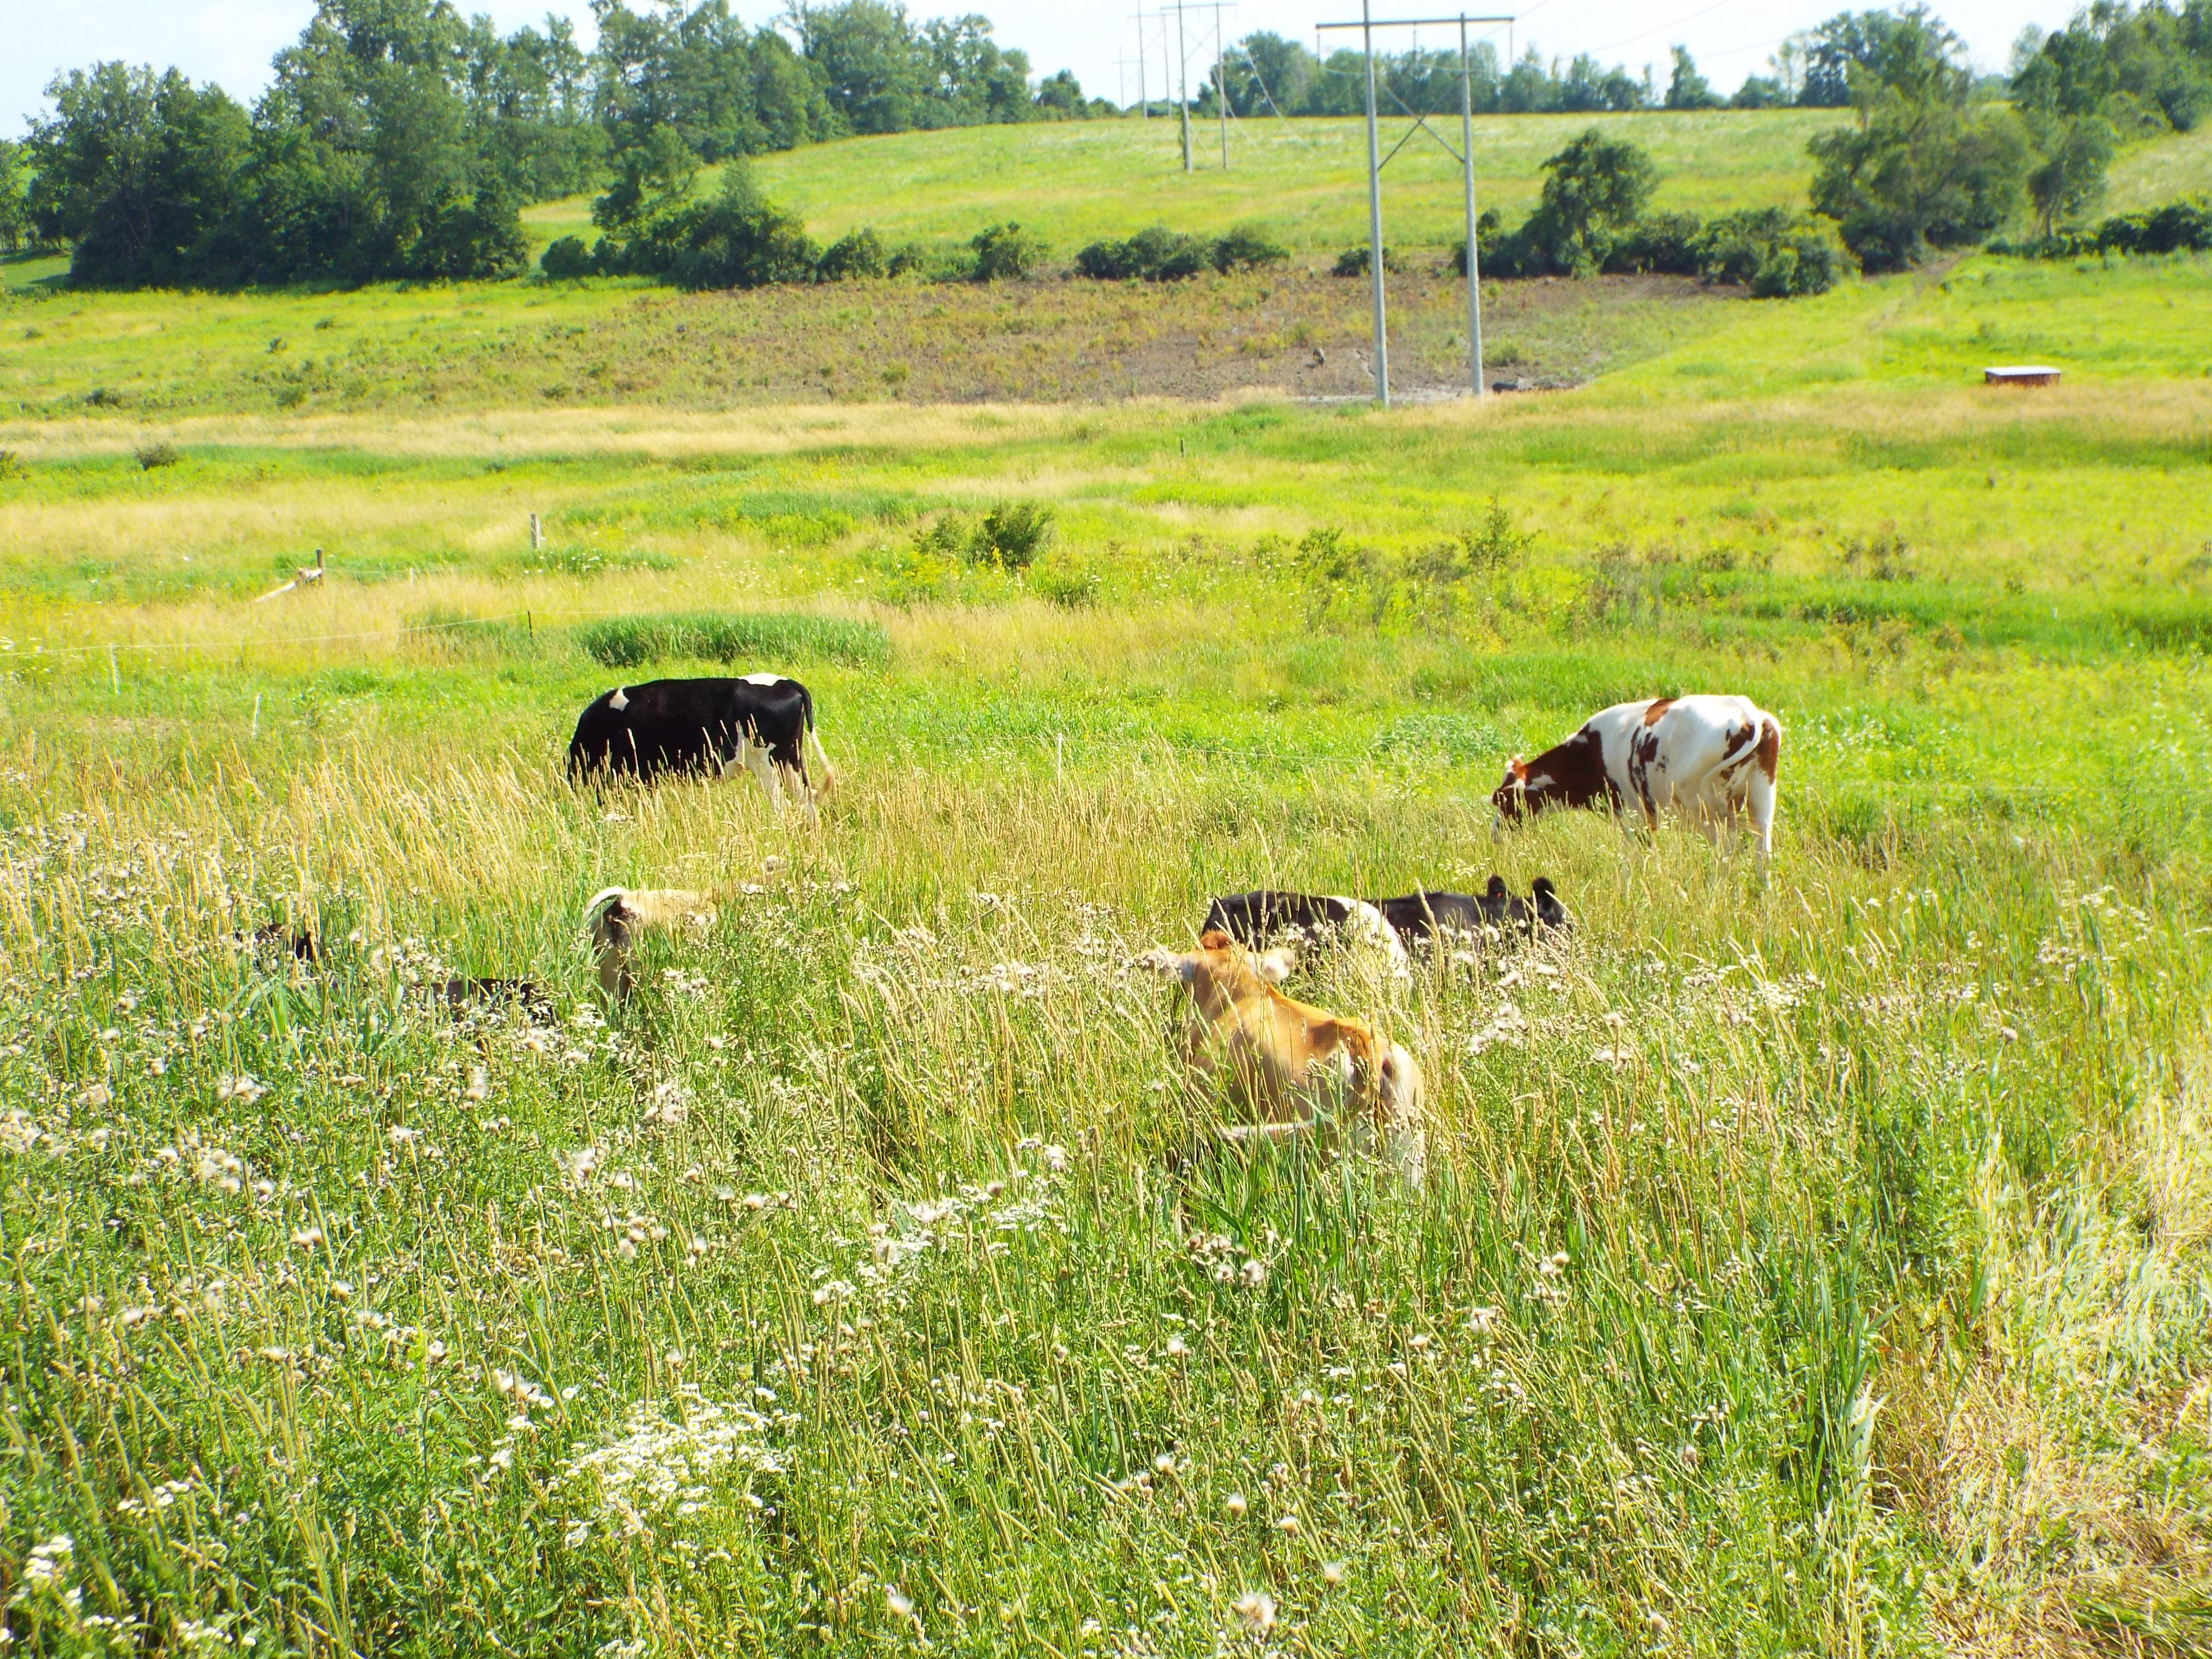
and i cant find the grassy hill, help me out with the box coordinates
[522,110,1856,256]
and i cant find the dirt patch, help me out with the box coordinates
[526,267,1733,409]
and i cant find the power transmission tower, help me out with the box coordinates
[1316,8,1514,405]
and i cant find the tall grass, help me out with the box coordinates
[0,249,2208,1654]
[573,611,893,671]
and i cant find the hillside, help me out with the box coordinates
[521,110,1856,256]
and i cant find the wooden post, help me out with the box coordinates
[530,514,543,551]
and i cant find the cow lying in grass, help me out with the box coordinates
[568,674,835,820]
[1493,694,1782,864]
[1143,930,1426,1187]
[1206,876,1570,953]
[1371,876,1571,942]
[586,887,719,997]
[1200,891,1407,964]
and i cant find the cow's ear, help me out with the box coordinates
[1511,756,1529,781]
[1197,929,1236,952]
[1255,948,1296,985]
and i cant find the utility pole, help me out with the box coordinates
[1360,0,1388,404]
[1215,23,1230,168]
[1460,14,1483,397]
[1173,0,1192,171]
[1128,12,1149,115]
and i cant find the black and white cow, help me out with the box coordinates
[1201,890,1407,964]
[1492,695,1782,864]
[567,674,834,816]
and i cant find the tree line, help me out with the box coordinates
[5,0,2207,288]
[0,0,1110,285]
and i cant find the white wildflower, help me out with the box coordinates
[1232,1590,1276,1633]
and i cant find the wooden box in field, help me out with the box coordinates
[1984,365,2061,386]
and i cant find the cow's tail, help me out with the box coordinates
[801,686,837,798]
[584,887,628,928]
[1715,717,1767,780]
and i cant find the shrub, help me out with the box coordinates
[134,441,180,470]
[1451,209,1505,276]
[974,501,1055,571]
[1075,225,1207,281]
[818,226,887,280]
[971,223,1046,281]
[1211,223,1288,273]
[0,450,26,481]
[2097,197,2212,253]
[886,240,931,276]
[1610,210,1703,274]
[1694,208,1856,296]
[1332,245,1404,276]
[541,235,597,278]
[573,611,891,671]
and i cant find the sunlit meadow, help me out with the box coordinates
[0,233,2210,1656]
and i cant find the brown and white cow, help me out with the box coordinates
[1492,694,1782,863]
[1142,930,1426,1186]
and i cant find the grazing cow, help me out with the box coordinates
[1493,695,1782,863]
[586,887,719,997]
[1201,890,1408,964]
[568,675,834,817]
[1143,931,1426,1186]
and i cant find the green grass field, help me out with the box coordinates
[521,110,1857,257]
[3,127,2212,1656]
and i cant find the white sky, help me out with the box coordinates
[4,0,2067,139]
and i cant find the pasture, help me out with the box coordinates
[1,231,2210,1655]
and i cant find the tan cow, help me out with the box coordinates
[1143,930,1426,1186]
[586,887,719,997]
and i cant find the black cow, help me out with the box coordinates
[442,977,557,1022]
[567,674,833,815]
[1367,876,1575,945]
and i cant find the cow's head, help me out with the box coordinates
[1142,930,1292,1014]
[1491,757,1532,831]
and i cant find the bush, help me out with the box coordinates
[601,163,820,290]
[1332,245,1405,276]
[1211,223,1288,273]
[573,611,891,672]
[1452,209,1506,276]
[2097,197,2212,253]
[971,222,1046,281]
[974,501,1055,571]
[886,240,930,276]
[540,235,597,279]
[1075,225,1207,281]
[818,226,887,280]
[134,441,180,471]
[1032,562,1100,607]
[1610,210,1702,274]
[1694,208,1855,296]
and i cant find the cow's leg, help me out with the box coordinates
[1743,767,1777,866]
[741,739,784,808]
[771,742,818,827]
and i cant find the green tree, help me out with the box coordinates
[1665,46,1724,108]
[1521,127,1659,274]
[27,63,252,285]
[0,139,30,252]
[2026,113,2119,231]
